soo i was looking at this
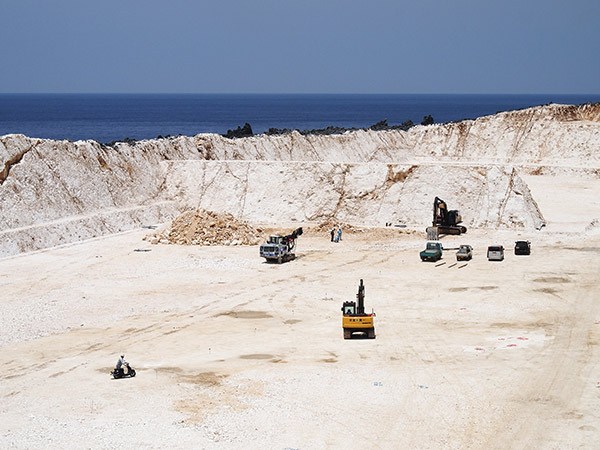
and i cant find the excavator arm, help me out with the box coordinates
[433,196,448,227]
[283,227,303,251]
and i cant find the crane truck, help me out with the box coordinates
[259,227,303,263]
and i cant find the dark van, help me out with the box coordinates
[515,240,531,255]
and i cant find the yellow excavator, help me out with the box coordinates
[341,279,376,339]
[430,196,467,235]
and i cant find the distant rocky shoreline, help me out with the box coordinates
[107,100,597,145]
[107,117,427,146]
[234,117,426,139]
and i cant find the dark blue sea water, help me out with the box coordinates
[0,94,598,143]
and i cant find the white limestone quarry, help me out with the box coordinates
[2,103,600,450]
[163,161,545,230]
[1,103,599,257]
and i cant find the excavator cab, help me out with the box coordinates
[342,302,356,315]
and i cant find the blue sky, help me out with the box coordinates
[1,0,598,94]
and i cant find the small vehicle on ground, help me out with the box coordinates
[341,279,375,339]
[420,241,443,262]
[111,363,136,379]
[456,244,473,261]
[487,245,504,261]
[259,227,303,264]
[429,196,467,235]
[514,240,531,255]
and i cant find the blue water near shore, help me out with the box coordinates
[0,94,598,143]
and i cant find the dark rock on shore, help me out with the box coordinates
[421,115,434,125]
[264,118,418,137]
[224,123,253,139]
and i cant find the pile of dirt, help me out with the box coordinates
[145,209,263,246]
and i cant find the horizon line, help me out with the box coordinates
[1,92,599,96]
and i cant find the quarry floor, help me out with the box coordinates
[1,226,599,449]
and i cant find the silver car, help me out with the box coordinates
[487,245,504,261]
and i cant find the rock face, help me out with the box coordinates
[1,103,599,257]
[163,161,546,230]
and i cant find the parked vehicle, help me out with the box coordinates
[514,240,531,255]
[341,279,375,339]
[456,244,473,261]
[487,245,504,261]
[259,227,303,264]
[429,196,467,235]
[420,241,443,262]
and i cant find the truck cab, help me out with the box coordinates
[268,235,284,245]
[260,236,289,263]
[420,241,443,262]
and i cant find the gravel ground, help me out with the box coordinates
[1,224,599,449]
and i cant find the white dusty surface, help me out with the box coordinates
[1,104,600,448]
[1,224,599,449]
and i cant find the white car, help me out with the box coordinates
[487,245,504,261]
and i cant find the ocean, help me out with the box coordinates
[0,94,598,143]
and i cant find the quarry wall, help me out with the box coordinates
[1,104,598,257]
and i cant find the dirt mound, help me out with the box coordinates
[145,209,262,246]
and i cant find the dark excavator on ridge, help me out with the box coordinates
[429,196,467,236]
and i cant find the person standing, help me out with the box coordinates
[330,227,335,242]
[337,227,342,242]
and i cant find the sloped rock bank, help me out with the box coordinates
[163,161,546,229]
[1,103,599,256]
